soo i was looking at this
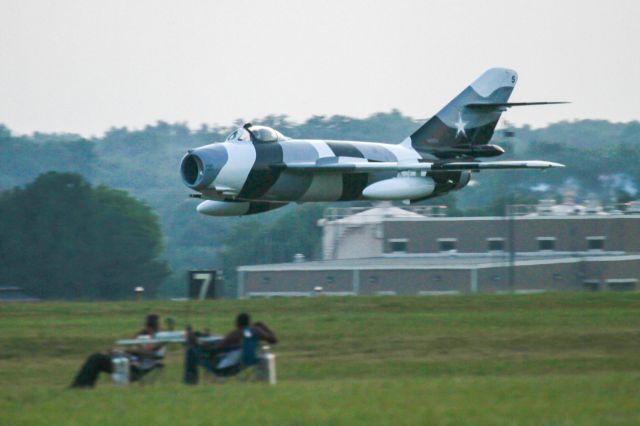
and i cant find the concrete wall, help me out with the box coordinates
[356,269,471,295]
[333,224,383,260]
[243,270,355,296]
[242,268,472,296]
[582,257,640,290]
[477,262,583,293]
[383,216,640,254]
[240,257,640,297]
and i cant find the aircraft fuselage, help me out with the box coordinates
[180,68,565,216]
[184,139,431,202]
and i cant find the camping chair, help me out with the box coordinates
[234,346,276,384]
[130,346,166,384]
[111,346,166,385]
[198,330,276,384]
[204,346,275,384]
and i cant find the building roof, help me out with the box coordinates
[320,203,640,225]
[341,205,424,224]
[319,202,426,226]
[238,253,640,272]
[382,214,640,223]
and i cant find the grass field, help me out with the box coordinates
[1,293,640,425]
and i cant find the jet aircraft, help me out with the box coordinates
[181,68,565,216]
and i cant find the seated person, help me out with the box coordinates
[70,314,164,388]
[183,312,277,385]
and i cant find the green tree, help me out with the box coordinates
[0,172,169,300]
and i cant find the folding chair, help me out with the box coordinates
[111,347,166,386]
[206,345,275,384]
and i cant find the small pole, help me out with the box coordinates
[134,286,144,302]
[507,203,516,293]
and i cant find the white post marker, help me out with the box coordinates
[265,353,276,385]
[111,356,130,385]
[256,351,277,385]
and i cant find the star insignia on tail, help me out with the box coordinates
[454,112,467,139]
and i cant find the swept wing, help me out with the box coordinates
[275,158,564,173]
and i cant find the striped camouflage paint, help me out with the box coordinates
[181,68,564,216]
[185,139,424,203]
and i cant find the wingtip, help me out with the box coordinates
[529,160,566,169]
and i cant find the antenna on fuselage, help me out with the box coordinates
[243,122,256,140]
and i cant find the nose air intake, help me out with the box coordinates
[180,145,228,190]
[181,154,203,186]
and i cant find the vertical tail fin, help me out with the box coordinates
[407,68,517,158]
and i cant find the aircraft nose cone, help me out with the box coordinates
[180,145,228,190]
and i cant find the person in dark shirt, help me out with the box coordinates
[70,314,163,388]
[183,312,277,384]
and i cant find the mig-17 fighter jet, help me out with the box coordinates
[180,68,565,216]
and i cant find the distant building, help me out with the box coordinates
[0,286,39,302]
[318,202,440,260]
[237,200,640,297]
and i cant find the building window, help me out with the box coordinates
[537,237,556,251]
[438,238,457,252]
[487,238,505,252]
[606,279,637,292]
[368,276,379,284]
[262,276,271,284]
[587,236,605,251]
[491,274,502,282]
[326,276,334,284]
[388,239,408,253]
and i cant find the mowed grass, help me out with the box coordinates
[1,293,640,425]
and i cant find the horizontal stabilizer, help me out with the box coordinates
[466,101,569,109]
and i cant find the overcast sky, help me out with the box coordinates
[1,0,639,137]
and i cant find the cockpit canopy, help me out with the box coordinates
[225,124,287,143]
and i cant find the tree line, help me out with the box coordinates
[1,114,638,298]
